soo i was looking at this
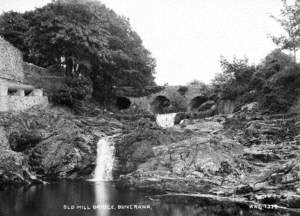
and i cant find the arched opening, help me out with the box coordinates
[151,95,171,113]
[177,86,188,96]
[189,96,208,111]
[8,89,17,96]
[25,90,32,96]
[116,97,131,110]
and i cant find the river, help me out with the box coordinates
[0,180,291,216]
[155,113,177,128]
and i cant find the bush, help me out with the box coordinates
[249,72,266,90]
[212,57,255,100]
[238,90,258,105]
[50,76,93,107]
[271,65,300,88]
[50,85,73,107]
[259,90,294,113]
[257,64,300,113]
[211,51,300,113]
[66,76,93,100]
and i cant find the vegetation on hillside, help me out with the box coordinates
[1,0,300,114]
[209,0,300,114]
[177,1,300,115]
[211,50,300,113]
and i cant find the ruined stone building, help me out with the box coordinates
[0,37,48,112]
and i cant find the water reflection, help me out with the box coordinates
[0,181,297,216]
[95,181,110,216]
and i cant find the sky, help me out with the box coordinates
[1,0,286,85]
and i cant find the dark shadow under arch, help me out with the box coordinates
[150,95,171,114]
[116,97,131,110]
[189,96,208,111]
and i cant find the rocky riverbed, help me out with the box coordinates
[115,107,300,210]
[0,104,300,212]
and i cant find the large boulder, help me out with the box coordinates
[114,128,177,175]
[29,131,96,179]
[141,135,243,176]
[116,119,246,194]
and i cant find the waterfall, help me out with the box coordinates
[93,137,115,181]
[156,113,177,128]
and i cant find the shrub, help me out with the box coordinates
[211,51,300,113]
[257,64,300,113]
[50,85,73,107]
[212,57,255,100]
[259,90,294,113]
[270,65,300,88]
[50,76,93,107]
[66,76,93,100]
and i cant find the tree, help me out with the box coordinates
[0,11,29,54]
[270,0,300,63]
[212,57,255,99]
[0,0,156,105]
[257,49,293,79]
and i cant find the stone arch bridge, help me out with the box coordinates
[114,85,214,114]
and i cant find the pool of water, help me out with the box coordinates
[0,180,296,216]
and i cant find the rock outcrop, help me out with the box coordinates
[0,106,123,188]
[0,149,40,190]
[0,121,39,189]
[114,119,191,177]
[116,109,300,209]
[1,101,299,210]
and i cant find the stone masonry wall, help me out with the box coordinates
[0,96,48,112]
[129,96,152,112]
[0,37,24,82]
[23,62,66,96]
[125,85,206,113]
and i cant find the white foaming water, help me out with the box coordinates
[93,137,115,181]
[156,113,177,128]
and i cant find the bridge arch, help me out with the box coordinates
[150,95,171,113]
[189,96,208,111]
[116,97,131,110]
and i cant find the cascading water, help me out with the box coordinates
[93,137,115,181]
[156,113,177,128]
[92,136,115,216]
